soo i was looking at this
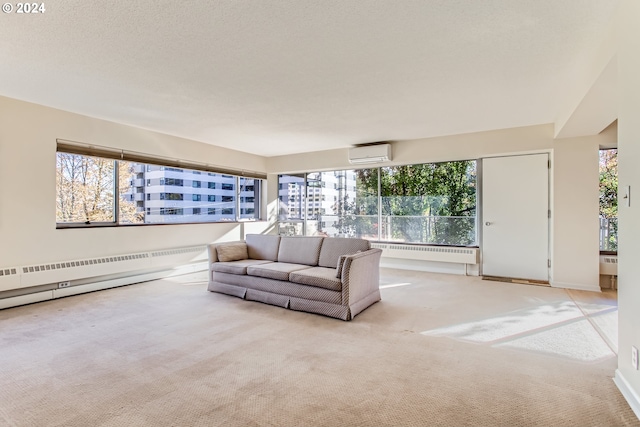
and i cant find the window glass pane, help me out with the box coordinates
[380,162,476,245]
[599,149,617,252]
[56,153,115,223]
[239,178,260,220]
[278,174,306,221]
[122,168,240,224]
[305,170,378,239]
[215,176,236,220]
[118,161,145,224]
[351,169,379,239]
[277,174,305,234]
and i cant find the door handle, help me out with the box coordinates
[485,222,492,226]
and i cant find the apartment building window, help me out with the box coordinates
[56,143,265,227]
[160,193,183,201]
[160,208,183,215]
[162,178,183,186]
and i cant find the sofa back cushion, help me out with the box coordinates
[317,237,371,268]
[246,234,281,261]
[277,236,324,266]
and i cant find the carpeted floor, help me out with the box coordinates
[0,268,637,427]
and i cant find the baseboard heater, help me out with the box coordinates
[0,262,207,311]
[0,245,208,294]
[370,243,479,264]
[599,255,618,275]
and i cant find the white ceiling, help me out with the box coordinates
[0,1,618,157]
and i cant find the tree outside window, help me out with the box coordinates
[599,149,617,252]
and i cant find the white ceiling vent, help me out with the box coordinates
[348,144,392,164]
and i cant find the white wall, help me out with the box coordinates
[552,136,601,291]
[0,96,271,271]
[616,0,640,416]
[267,124,555,174]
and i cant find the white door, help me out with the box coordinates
[482,154,549,281]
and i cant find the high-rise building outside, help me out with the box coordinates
[123,164,259,223]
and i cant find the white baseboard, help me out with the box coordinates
[614,370,640,421]
[550,281,601,292]
[0,262,207,311]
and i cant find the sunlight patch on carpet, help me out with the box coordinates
[379,282,413,289]
[420,301,617,362]
[421,301,582,343]
[494,318,615,362]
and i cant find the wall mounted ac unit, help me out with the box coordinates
[348,144,392,164]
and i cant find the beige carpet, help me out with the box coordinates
[0,269,637,427]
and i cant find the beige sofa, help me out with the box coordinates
[207,234,382,320]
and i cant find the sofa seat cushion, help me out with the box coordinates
[289,267,342,291]
[212,259,272,275]
[246,262,312,281]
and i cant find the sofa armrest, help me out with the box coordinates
[340,248,382,305]
[208,240,245,264]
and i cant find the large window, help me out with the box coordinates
[56,151,263,226]
[277,160,477,246]
[599,149,617,252]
